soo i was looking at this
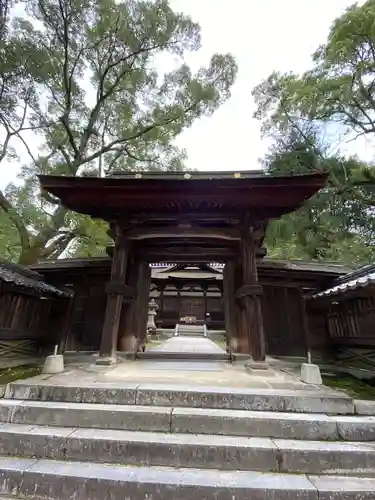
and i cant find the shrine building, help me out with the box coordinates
[35,170,331,365]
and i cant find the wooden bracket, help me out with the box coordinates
[235,284,263,300]
[105,282,136,301]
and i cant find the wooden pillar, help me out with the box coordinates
[98,229,129,363]
[223,261,238,350]
[118,254,139,351]
[237,225,266,363]
[233,260,250,354]
[135,261,151,345]
[160,285,165,318]
[177,285,181,322]
[118,259,151,352]
[299,288,311,357]
[58,297,74,354]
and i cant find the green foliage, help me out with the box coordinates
[0,0,237,264]
[253,0,375,142]
[253,0,375,266]
[264,134,375,266]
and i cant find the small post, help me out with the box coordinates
[307,350,312,364]
[42,345,64,374]
[301,349,322,385]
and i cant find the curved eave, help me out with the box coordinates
[38,172,328,221]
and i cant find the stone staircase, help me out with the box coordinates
[0,379,374,499]
[175,323,207,337]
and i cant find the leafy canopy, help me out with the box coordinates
[0,0,237,264]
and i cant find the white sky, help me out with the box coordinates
[0,0,370,189]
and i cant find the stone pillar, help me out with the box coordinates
[98,228,129,364]
[236,226,266,364]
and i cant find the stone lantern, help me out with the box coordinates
[147,298,159,339]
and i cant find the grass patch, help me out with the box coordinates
[146,340,163,348]
[322,373,375,400]
[214,340,227,349]
[0,364,42,385]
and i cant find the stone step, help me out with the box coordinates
[1,456,375,500]
[5,381,355,414]
[0,400,374,441]
[121,351,247,361]
[0,423,374,474]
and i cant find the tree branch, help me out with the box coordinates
[0,190,30,251]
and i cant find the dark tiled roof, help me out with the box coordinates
[30,257,349,277]
[258,259,350,275]
[107,170,266,180]
[312,264,375,299]
[0,261,72,298]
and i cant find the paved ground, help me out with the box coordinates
[150,336,225,354]
[37,336,338,392]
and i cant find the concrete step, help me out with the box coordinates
[0,423,374,474]
[1,457,375,500]
[0,400,374,441]
[120,351,248,361]
[5,381,355,414]
[176,324,206,336]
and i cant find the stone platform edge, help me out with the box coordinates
[0,457,375,500]
[1,379,374,415]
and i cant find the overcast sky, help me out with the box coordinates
[0,0,369,189]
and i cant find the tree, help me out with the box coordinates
[0,0,237,264]
[263,132,375,265]
[253,0,375,138]
[252,0,375,201]
[252,0,375,265]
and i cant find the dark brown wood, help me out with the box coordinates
[238,225,266,361]
[223,261,238,349]
[99,229,129,359]
[235,284,263,299]
[118,255,139,351]
[136,262,151,344]
[38,171,329,223]
[299,288,310,356]
[105,282,136,300]
[123,226,241,241]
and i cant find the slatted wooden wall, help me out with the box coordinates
[261,285,307,357]
[0,289,68,358]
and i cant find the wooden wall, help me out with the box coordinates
[327,296,375,347]
[60,274,107,351]
[42,267,313,356]
[0,288,68,358]
[261,286,307,357]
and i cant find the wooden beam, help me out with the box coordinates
[141,254,232,263]
[123,226,242,241]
